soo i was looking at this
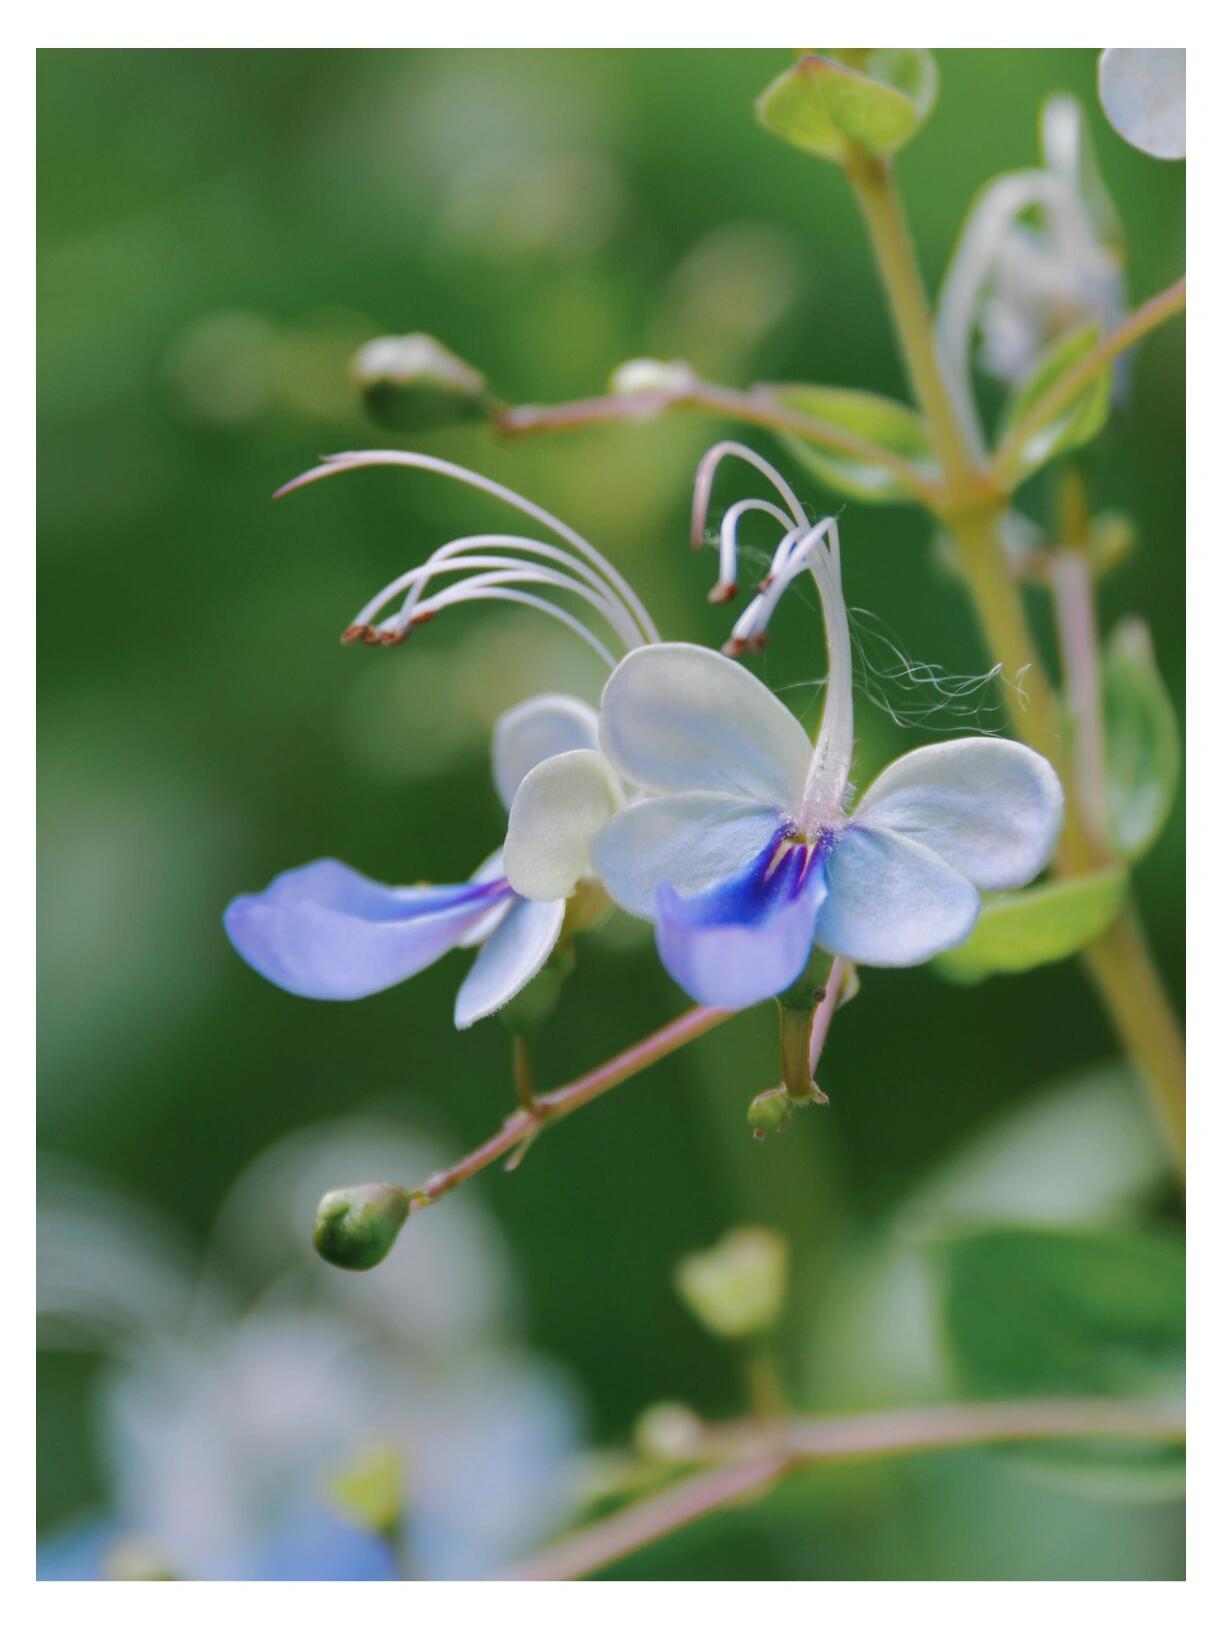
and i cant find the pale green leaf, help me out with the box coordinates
[755,59,849,163]
[811,56,921,155]
[998,324,1111,478]
[755,51,933,163]
[935,868,1128,985]
[767,383,934,504]
[1103,619,1180,861]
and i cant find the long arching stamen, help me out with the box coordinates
[407,585,619,669]
[373,564,644,651]
[690,441,807,550]
[276,449,660,643]
[349,538,645,651]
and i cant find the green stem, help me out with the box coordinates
[506,1396,1184,1579]
[843,149,980,494]
[843,155,1184,1173]
[496,378,936,504]
[413,1004,733,1210]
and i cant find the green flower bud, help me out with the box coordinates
[674,1226,790,1341]
[747,1085,794,1140]
[632,1401,705,1464]
[352,333,490,431]
[313,1182,410,1272]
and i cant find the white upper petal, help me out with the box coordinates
[599,643,812,808]
[815,825,980,967]
[503,749,623,902]
[591,793,786,921]
[491,693,601,810]
[454,897,566,1029]
[1098,49,1185,161]
[853,736,1063,891]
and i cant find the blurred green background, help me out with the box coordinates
[38,48,1184,1578]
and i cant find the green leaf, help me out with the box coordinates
[934,869,1127,985]
[810,57,921,155]
[755,52,934,163]
[767,383,935,503]
[930,1224,1184,1497]
[998,324,1111,478]
[1103,618,1181,861]
[755,58,850,162]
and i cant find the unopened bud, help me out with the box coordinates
[352,333,490,431]
[747,1085,794,1139]
[633,1401,705,1464]
[674,1226,790,1341]
[314,1182,410,1271]
[607,357,696,397]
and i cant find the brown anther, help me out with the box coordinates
[341,625,368,645]
[707,582,738,605]
[721,636,746,658]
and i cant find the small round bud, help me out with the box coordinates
[674,1226,790,1341]
[747,1085,794,1139]
[352,333,490,431]
[632,1401,705,1464]
[313,1182,410,1272]
[607,357,695,396]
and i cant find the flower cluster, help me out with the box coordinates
[225,445,1064,1021]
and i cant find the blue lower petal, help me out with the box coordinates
[224,858,512,1001]
[654,836,827,1008]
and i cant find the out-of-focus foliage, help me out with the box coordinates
[38,49,1184,1579]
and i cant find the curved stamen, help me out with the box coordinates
[276,448,661,643]
[374,564,643,653]
[349,539,644,651]
[690,441,807,550]
[708,498,795,603]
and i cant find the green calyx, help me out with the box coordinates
[313,1182,411,1272]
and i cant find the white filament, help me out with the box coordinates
[713,498,795,596]
[690,440,807,549]
[409,585,620,669]
[277,449,661,644]
[349,536,646,651]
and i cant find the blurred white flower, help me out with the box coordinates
[936,95,1126,453]
[38,1118,583,1579]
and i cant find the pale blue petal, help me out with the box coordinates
[241,1501,400,1581]
[854,737,1064,890]
[492,694,601,809]
[599,643,812,806]
[592,793,789,921]
[655,838,826,1008]
[816,825,980,966]
[454,897,566,1030]
[224,858,509,1001]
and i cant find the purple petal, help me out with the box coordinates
[224,858,511,1000]
[654,838,827,1008]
